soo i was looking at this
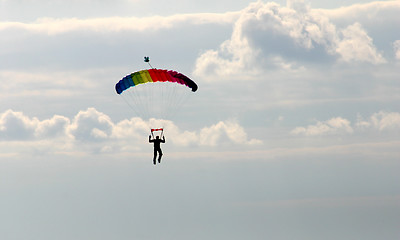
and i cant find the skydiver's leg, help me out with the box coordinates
[153,149,157,165]
[158,148,163,163]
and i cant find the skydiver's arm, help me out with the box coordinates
[149,135,152,143]
[161,136,165,143]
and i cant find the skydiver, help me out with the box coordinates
[149,135,165,165]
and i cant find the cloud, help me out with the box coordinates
[0,110,38,140]
[394,40,400,60]
[193,0,398,80]
[291,117,353,136]
[363,111,400,131]
[0,13,238,35]
[111,117,149,140]
[0,70,90,98]
[198,120,262,146]
[0,110,70,140]
[321,1,400,23]
[113,118,263,147]
[67,108,114,142]
[355,111,400,132]
[35,115,71,139]
[292,111,400,136]
[336,22,385,64]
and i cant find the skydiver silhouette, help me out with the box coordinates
[149,135,165,165]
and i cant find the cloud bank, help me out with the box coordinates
[0,108,261,156]
[291,111,400,136]
[1,108,399,157]
[0,13,238,34]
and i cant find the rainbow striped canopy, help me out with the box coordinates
[115,69,197,94]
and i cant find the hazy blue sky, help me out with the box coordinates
[1,1,400,239]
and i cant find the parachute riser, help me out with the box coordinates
[151,128,164,139]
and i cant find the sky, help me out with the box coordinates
[1,0,400,239]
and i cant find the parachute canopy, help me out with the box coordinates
[115,69,198,95]
[115,68,198,126]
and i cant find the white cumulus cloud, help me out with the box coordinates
[193,0,396,81]
[0,110,38,140]
[292,111,400,137]
[67,108,114,142]
[336,23,385,64]
[0,110,70,141]
[291,117,353,136]
[35,115,71,139]
[198,120,262,146]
